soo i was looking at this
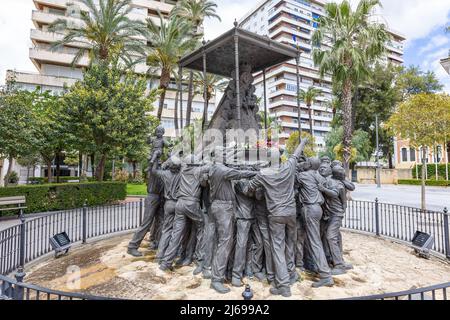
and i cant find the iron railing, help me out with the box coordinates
[344,199,450,259]
[0,274,118,300]
[0,200,143,277]
[342,281,450,300]
[0,198,448,300]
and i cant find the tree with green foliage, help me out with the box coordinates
[61,62,158,181]
[31,90,70,183]
[0,81,37,186]
[313,0,390,175]
[49,0,145,67]
[193,72,226,130]
[286,131,316,158]
[298,86,322,135]
[396,66,444,98]
[171,0,221,128]
[386,93,450,210]
[321,127,372,165]
[144,13,197,120]
[353,63,403,168]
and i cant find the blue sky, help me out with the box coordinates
[1,0,450,91]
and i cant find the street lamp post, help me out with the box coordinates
[375,114,381,188]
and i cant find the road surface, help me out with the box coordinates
[351,184,449,212]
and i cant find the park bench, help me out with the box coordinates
[0,196,26,216]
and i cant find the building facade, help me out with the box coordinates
[6,0,217,138]
[1,0,218,184]
[392,45,450,170]
[239,0,405,149]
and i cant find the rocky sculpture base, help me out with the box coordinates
[24,232,450,300]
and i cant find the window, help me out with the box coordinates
[436,145,442,163]
[410,148,416,162]
[401,148,408,162]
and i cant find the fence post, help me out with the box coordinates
[82,201,87,244]
[139,198,144,225]
[14,208,26,300]
[375,198,380,236]
[443,207,450,260]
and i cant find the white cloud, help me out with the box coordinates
[1,0,450,87]
[335,0,450,49]
[367,0,450,44]
[418,35,449,55]
[203,0,256,40]
[0,0,35,85]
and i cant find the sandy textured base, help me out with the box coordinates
[25,232,450,300]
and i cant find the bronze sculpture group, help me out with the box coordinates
[127,125,355,298]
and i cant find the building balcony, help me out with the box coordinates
[6,69,78,89]
[270,98,331,111]
[131,0,177,14]
[387,52,404,63]
[268,15,315,34]
[30,46,90,69]
[34,0,73,10]
[32,9,83,29]
[281,121,331,132]
[269,25,312,40]
[275,110,333,121]
[31,28,64,43]
[386,44,404,55]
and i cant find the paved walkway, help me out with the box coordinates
[351,184,449,212]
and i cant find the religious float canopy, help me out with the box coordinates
[178,24,301,136]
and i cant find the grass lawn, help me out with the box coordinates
[126,184,147,196]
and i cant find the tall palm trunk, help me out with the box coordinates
[342,78,353,177]
[174,90,179,136]
[185,70,194,127]
[157,88,167,120]
[157,69,171,120]
[308,103,314,135]
[202,98,210,132]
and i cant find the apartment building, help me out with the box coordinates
[6,0,216,138]
[239,0,405,148]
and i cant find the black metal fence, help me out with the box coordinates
[0,274,118,300]
[0,198,449,300]
[344,199,450,259]
[0,200,143,277]
[343,281,450,300]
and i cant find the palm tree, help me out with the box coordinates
[312,0,390,175]
[172,70,190,136]
[144,14,197,120]
[171,0,221,128]
[298,86,322,136]
[193,72,226,130]
[49,0,145,67]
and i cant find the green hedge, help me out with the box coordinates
[0,182,126,215]
[28,177,96,184]
[398,179,450,187]
[412,164,450,180]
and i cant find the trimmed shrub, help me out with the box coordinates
[5,171,19,185]
[398,179,450,187]
[27,177,95,184]
[412,164,450,180]
[0,182,126,215]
